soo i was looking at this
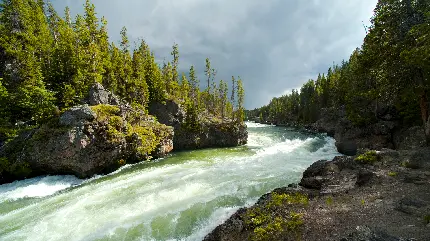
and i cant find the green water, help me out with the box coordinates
[0,122,339,241]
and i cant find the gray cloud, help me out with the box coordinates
[52,0,377,109]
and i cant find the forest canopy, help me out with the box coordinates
[0,0,245,141]
[247,0,430,142]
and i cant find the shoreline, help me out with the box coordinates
[203,149,430,241]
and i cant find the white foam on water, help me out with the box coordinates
[0,127,339,241]
[245,121,273,128]
[0,175,82,202]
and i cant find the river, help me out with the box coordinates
[0,122,339,241]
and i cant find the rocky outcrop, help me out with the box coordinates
[205,150,430,241]
[0,84,174,184]
[149,100,248,150]
[393,126,427,150]
[308,106,401,156]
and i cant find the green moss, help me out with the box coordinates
[268,192,309,208]
[387,171,398,177]
[355,151,379,164]
[251,213,304,241]
[326,196,334,206]
[244,192,308,241]
[91,104,120,122]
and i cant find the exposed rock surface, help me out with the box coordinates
[204,150,430,241]
[0,84,174,184]
[149,100,248,150]
[87,82,121,106]
[306,106,406,156]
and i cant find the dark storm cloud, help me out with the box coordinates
[52,0,377,109]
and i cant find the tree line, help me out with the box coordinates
[0,0,245,140]
[247,0,429,141]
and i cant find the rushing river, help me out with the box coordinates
[0,122,339,241]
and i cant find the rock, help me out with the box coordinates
[336,140,358,156]
[403,173,427,185]
[59,104,96,126]
[0,85,174,183]
[149,100,248,150]
[394,197,427,215]
[300,156,358,192]
[393,126,426,150]
[399,148,430,169]
[356,169,376,186]
[341,226,401,241]
[302,160,329,178]
[203,208,247,241]
[299,176,325,189]
[87,82,121,106]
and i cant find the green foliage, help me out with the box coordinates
[91,105,120,122]
[326,196,334,206]
[268,192,309,208]
[252,214,303,241]
[355,151,380,164]
[248,0,430,135]
[243,192,308,241]
[387,171,398,177]
[0,0,244,136]
[0,157,32,178]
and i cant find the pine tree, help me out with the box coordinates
[230,76,236,119]
[0,0,55,124]
[189,65,199,102]
[236,77,245,122]
[117,26,132,99]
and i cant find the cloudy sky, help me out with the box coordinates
[52,0,377,109]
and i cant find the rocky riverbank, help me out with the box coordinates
[0,83,248,185]
[254,106,427,156]
[204,149,430,241]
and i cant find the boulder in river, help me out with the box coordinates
[0,84,174,184]
[149,100,248,150]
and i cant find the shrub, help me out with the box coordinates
[355,151,379,164]
[91,104,120,122]
[387,171,398,177]
[244,192,308,241]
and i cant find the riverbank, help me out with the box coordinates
[204,148,430,241]
[0,123,338,240]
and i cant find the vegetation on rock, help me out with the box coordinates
[247,0,430,144]
[242,192,308,241]
[0,0,246,144]
[355,150,380,164]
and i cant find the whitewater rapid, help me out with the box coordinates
[0,122,339,241]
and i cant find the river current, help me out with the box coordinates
[0,122,339,241]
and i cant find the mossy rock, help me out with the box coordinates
[355,151,380,164]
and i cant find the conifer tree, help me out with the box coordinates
[236,77,245,122]
[0,0,55,124]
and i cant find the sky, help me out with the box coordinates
[51,0,378,109]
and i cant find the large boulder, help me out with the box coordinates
[0,84,174,184]
[335,140,358,156]
[87,82,121,106]
[149,100,248,150]
[59,104,96,126]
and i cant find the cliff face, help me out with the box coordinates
[0,84,174,184]
[309,107,426,156]
[204,149,430,241]
[149,100,248,151]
